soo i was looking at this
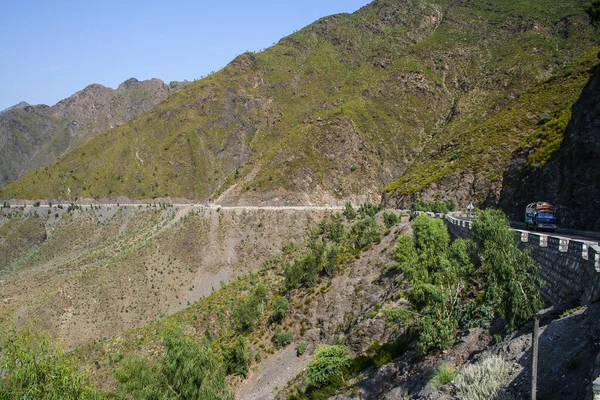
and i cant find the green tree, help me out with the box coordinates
[586,0,600,27]
[323,245,339,278]
[472,209,544,330]
[394,215,474,353]
[284,240,325,290]
[306,345,351,387]
[221,337,251,378]
[232,284,268,333]
[383,211,400,228]
[0,328,107,400]
[358,202,381,218]
[346,216,380,250]
[270,295,289,323]
[114,327,233,400]
[272,325,293,348]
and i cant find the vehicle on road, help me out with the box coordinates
[525,202,558,231]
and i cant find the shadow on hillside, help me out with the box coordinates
[501,305,600,400]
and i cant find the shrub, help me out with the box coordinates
[365,338,410,368]
[343,202,357,220]
[306,344,351,387]
[232,284,267,333]
[270,296,289,323]
[324,214,345,243]
[358,202,381,218]
[0,328,107,399]
[586,0,600,27]
[430,363,457,388]
[346,217,380,250]
[115,327,233,400]
[323,245,339,278]
[296,340,308,356]
[411,198,456,213]
[272,325,293,348]
[383,211,400,228]
[284,240,325,290]
[221,337,251,378]
[455,355,511,400]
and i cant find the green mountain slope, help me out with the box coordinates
[0,0,596,204]
[0,79,187,188]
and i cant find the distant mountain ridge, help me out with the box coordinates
[0,101,29,118]
[0,78,187,187]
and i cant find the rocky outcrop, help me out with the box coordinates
[499,54,600,230]
[0,101,29,118]
[0,78,187,187]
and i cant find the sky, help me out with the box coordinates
[0,0,371,111]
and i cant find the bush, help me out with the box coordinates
[412,198,457,213]
[586,0,600,27]
[323,245,339,278]
[0,328,107,400]
[232,284,268,333]
[296,340,308,356]
[383,211,400,228]
[430,363,457,388]
[365,338,410,368]
[284,240,325,290]
[270,296,289,323]
[394,214,474,354]
[272,325,293,348]
[306,345,351,387]
[358,202,381,218]
[455,355,511,400]
[343,202,357,220]
[318,214,345,243]
[114,327,233,400]
[221,337,251,378]
[346,217,380,250]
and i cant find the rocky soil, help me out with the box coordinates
[0,204,327,349]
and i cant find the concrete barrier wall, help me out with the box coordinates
[444,214,600,306]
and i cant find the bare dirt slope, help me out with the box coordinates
[0,205,330,349]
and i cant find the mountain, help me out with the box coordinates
[0,78,187,188]
[0,0,596,208]
[0,101,29,118]
[499,55,600,230]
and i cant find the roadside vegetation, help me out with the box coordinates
[0,205,543,399]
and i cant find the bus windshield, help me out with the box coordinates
[537,212,555,219]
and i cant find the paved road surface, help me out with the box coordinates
[452,215,600,244]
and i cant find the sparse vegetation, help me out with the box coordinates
[270,295,290,323]
[455,355,512,400]
[296,340,308,356]
[272,325,293,348]
[221,336,251,378]
[430,363,458,388]
[306,344,351,387]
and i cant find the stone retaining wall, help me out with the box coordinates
[444,214,600,305]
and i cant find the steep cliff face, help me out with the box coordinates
[499,53,600,230]
[0,78,187,187]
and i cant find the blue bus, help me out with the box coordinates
[525,202,558,231]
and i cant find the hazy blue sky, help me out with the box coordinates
[0,0,370,110]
